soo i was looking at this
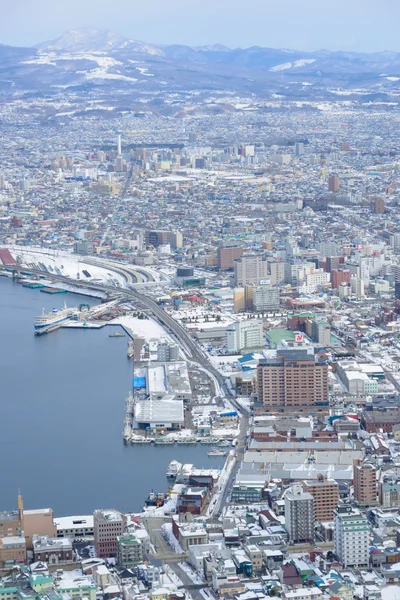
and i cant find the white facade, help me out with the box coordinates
[226,320,263,352]
[334,506,369,568]
[298,269,330,294]
[234,255,268,287]
[284,486,315,544]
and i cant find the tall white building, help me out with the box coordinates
[117,134,122,155]
[350,276,365,298]
[334,506,369,568]
[284,486,315,544]
[234,255,268,287]
[226,320,263,353]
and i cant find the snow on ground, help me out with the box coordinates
[177,562,205,584]
[382,587,400,600]
[112,314,172,343]
[294,59,316,67]
[270,62,293,72]
[8,246,126,287]
[161,523,184,554]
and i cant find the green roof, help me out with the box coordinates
[267,328,296,346]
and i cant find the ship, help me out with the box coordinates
[166,460,182,478]
[109,331,125,338]
[145,492,166,507]
[127,340,134,359]
[34,304,77,332]
[208,447,228,457]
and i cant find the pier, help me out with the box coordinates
[123,392,135,443]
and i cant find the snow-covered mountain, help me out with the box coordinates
[36,28,163,56]
[0,29,399,99]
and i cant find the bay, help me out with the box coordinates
[0,277,224,516]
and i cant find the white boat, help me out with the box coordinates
[208,448,228,457]
[166,460,182,478]
[218,440,231,447]
[34,304,77,331]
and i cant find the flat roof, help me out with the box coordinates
[54,515,94,529]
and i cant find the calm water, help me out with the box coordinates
[0,277,224,516]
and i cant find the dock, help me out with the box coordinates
[123,392,135,443]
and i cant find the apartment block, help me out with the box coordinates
[257,338,329,408]
[93,509,124,558]
[303,478,339,523]
[354,460,377,506]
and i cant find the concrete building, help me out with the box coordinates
[257,337,329,408]
[268,260,285,285]
[374,198,385,214]
[354,460,377,506]
[0,537,26,568]
[379,477,400,508]
[32,534,73,564]
[332,269,351,289]
[93,509,124,558]
[234,255,268,287]
[117,533,144,568]
[54,515,94,539]
[217,243,244,270]
[334,506,369,568]
[226,320,263,353]
[247,284,280,312]
[157,340,179,362]
[23,509,57,548]
[303,478,339,523]
[284,486,315,544]
[328,174,339,192]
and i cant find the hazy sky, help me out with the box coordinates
[1,0,398,52]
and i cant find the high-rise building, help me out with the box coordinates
[234,255,268,287]
[332,269,351,289]
[354,460,377,506]
[94,509,124,558]
[295,142,304,156]
[117,134,122,155]
[284,486,315,544]
[328,174,339,192]
[247,284,280,312]
[217,243,244,270]
[374,198,385,214]
[226,320,263,353]
[19,177,30,192]
[303,478,339,523]
[257,337,329,408]
[350,276,365,299]
[268,260,285,285]
[334,506,369,568]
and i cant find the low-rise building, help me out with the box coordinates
[32,535,73,564]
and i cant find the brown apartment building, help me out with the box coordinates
[94,509,124,558]
[257,338,329,409]
[303,478,339,523]
[354,460,377,506]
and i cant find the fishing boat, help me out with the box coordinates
[166,460,182,478]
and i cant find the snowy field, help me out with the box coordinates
[112,314,173,343]
[8,246,126,287]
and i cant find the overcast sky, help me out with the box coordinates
[1,0,398,52]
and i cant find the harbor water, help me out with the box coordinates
[0,277,225,516]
